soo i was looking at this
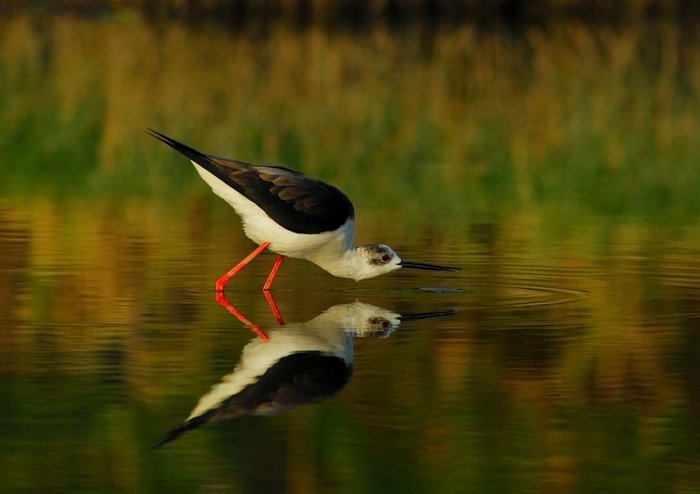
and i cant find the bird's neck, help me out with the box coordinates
[309,247,371,281]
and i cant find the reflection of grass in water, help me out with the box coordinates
[1,14,700,225]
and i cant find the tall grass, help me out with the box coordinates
[1,13,699,224]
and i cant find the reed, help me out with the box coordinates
[1,13,699,225]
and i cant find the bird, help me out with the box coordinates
[147,129,458,291]
[153,301,457,447]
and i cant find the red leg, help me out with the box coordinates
[263,289,286,326]
[215,242,271,292]
[215,291,270,342]
[262,255,285,291]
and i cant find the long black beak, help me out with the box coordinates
[399,309,459,321]
[398,260,459,272]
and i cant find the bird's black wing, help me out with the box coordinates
[223,352,353,413]
[147,129,354,234]
[152,352,352,447]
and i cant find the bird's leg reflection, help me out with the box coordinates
[215,292,270,342]
[154,301,458,448]
[263,289,285,325]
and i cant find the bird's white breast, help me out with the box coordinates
[187,325,353,420]
[192,163,355,261]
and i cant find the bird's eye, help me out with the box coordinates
[381,254,391,262]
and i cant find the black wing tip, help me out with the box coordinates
[144,128,186,150]
[144,127,170,143]
[151,409,219,450]
[151,426,188,450]
[145,128,215,168]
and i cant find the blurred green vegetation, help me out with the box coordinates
[1,12,700,226]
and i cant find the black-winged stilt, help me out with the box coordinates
[147,129,458,291]
[153,300,457,447]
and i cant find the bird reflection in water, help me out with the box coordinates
[154,295,456,447]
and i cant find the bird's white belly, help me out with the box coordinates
[193,163,354,261]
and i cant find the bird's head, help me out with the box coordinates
[352,244,459,281]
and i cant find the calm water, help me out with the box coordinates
[2,10,700,494]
